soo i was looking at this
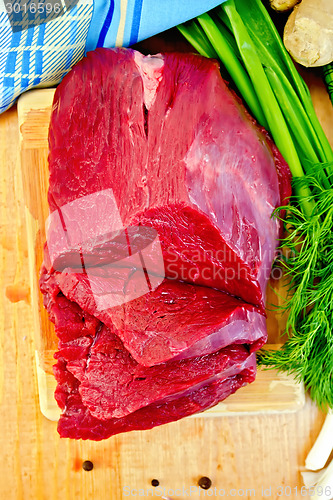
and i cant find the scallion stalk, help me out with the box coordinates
[197,13,268,128]
[177,20,218,60]
[323,63,333,106]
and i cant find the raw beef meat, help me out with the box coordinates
[77,331,255,420]
[55,357,255,441]
[55,268,267,366]
[40,47,291,440]
[42,271,256,433]
[46,48,291,310]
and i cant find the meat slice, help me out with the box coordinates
[42,270,256,435]
[59,325,255,420]
[47,48,291,309]
[40,265,100,343]
[54,268,267,367]
[54,357,255,441]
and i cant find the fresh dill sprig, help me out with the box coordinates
[258,174,333,409]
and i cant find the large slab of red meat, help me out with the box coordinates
[40,47,291,440]
[46,48,290,309]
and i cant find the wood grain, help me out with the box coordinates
[19,90,56,375]
[0,74,331,500]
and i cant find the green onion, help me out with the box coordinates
[197,13,268,128]
[232,0,333,170]
[177,20,218,60]
[323,63,333,106]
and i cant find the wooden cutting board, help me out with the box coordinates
[17,88,305,421]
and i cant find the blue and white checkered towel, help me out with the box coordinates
[0,0,224,114]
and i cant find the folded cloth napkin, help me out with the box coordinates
[0,0,224,114]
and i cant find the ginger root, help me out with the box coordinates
[283,0,333,67]
[269,0,300,13]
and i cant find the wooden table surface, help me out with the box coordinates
[1,69,332,499]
